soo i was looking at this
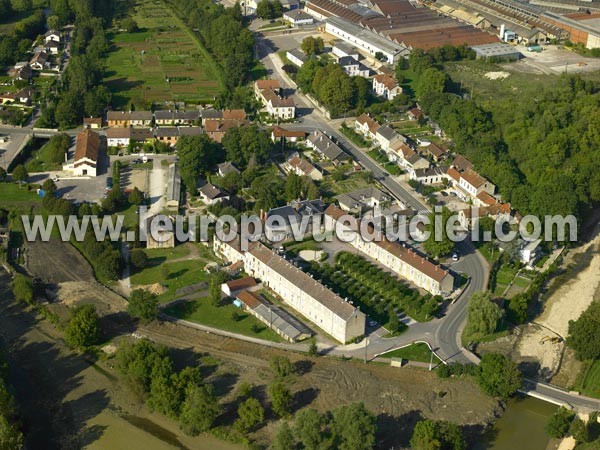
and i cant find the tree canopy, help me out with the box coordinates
[177,135,221,190]
[477,353,522,399]
[127,289,159,324]
[464,291,504,340]
[567,301,600,361]
[64,304,100,349]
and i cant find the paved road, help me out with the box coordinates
[257,34,487,361]
[523,378,600,413]
[256,35,430,214]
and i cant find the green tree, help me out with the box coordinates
[411,420,441,450]
[64,304,100,349]
[177,135,220,191]
[294,408,328,450]
[268,381,293,418]
[147,356,181,417]
[411,419,466,450]
[423,207,455,258]
[416,68,448,99]
[567,301,600,361]
[222,125,273,169]
[331,402,376,450]
[308,340,319,357]
[570,417,590,443]
[42,179,57,193]
[179,384,221,436]
[506,293,529,324]
[545,407,575,438]
[128,187,144,205]
[269,355,295,379]
[296,58,323,93]
[209,273,224,307]
[11,165,28,184]
[273,421,295,450]
[477,353,522,399]
[464,291,503,340]
[130,248,148,269]
[128,289,159,324]
[122,17,139,32]
[256,0,273,19]
[285,173,303,201]
[0,414,23,450]
[47,14,60,30]
[301,36,324,56]
[235,397,264,433]
[0,0,13,19]
[12,274,34,305]
[387,308,400,334]
[14,0,33,11]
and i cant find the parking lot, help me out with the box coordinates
[508,44,600,74]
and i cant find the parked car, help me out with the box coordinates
[452,252,459,262]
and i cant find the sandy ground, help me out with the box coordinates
[485,71,510,80]
[537,233,600,337]
[298,249,325,261]
[515,325,563,380]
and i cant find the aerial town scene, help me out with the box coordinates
[0,0,599,448]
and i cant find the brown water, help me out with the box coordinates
[474,395,558,450]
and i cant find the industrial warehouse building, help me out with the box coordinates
[472,42,522,60]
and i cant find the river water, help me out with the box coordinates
[474,395,558,450]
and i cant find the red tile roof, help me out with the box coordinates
[256,79,280,90]
[74,129,100,162]
[237,290,262,309]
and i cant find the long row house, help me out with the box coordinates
[214,237,366,343]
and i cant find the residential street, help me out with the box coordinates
[255,33,487,364]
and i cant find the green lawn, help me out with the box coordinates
[379,343,441,364]
[493,265,519,297]
[318,171,371,197]
[442,59,600,113]
[340,125,369,148]
[130,258,209,304]
[575,360,600,399]
[0,184,42,209]
[24,139,66,172]
[164,297,284,342]
[104,0,221,108]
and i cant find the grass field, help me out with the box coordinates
[24,140,65,173]
[318,171,371,198]
[575,360,600,399]
[130,257,210,304]
[0,183,42,209]
[104,0,221,108]
[379,343,441,364]
[493,265,519,297]
[164,297,284,342]
[443,59,600,111]
[0,0,47,34]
